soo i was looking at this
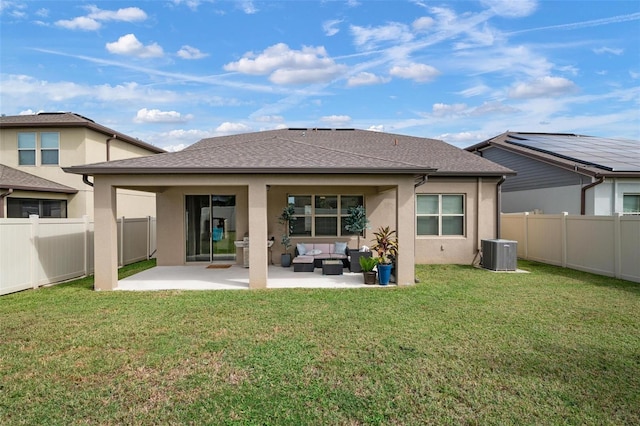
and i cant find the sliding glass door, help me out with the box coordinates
[185,195,236,262]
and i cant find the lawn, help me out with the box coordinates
[1,260,638,425]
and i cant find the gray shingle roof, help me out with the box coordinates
[466,132,640,177]
[64,128,514,177]
[0,112,165,154]
[0,164,77,193]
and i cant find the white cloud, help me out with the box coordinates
[216,122,252,134]
[480,0,537,18]
[56,16,100,31]
[412,16,435,32]
[254,115,284,123]
[134,108,193,123]
[509,76,578,99]
[470,101,519,116]
[347,72,390,87]
[85,6,147,22]
[35,8,49,18]
[55,6,146,31]
[106,34,164,58]
[367,125,384,132]
[389,63,440,83]
[350,22,414,49]
[243,1,258,14]
[457,84,491,97]
[439,132,487,145]
[19,109,43,115]
[323,19,342,36]
[224,43,346,85]
[177,45,209,59]
[432,103,467,117]
[593,47,624,55]
[320,115,352,127]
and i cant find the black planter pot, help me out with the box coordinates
[281,253,292,267]
[363,271,377,285]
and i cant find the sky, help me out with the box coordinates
[1,0,639,151]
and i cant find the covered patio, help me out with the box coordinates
[117,264,385,291]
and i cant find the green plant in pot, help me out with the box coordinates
[344,205,370,272]
[371,226,398,285]
[359,255,378,285]
[278,204,296,267]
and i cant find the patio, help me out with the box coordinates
[117,264,387,291]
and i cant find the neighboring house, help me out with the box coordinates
[466,132,640,215]
[0,112,165,218]
[65,128,514,290]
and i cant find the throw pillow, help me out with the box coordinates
[297,243,307,255]
[334,242,347,255]
[306,249,322,255]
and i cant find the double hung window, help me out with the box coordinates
[417,194,465,236]
[17,132,59,166]
[623,194,640,215]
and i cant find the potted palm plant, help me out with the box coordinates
[370,226,398,285]
[359,255,378,285]
[344,205,371,272]
[278,204,296,267]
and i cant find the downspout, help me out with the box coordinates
[0,188,14,218]
[580,175,604,215]
[414,174,428,188]
[496,176,506,239]
[106,135,116,161]
[82,174,94,187]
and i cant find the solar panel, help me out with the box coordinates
[505,134,640,172]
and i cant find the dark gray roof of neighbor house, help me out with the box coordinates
[64,128,514,177]
[466,132,640,177]
[0,164,77,193]
[0,112,165,154]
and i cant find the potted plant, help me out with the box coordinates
[370,226,398,285]
[359,255,378,285]
[344,205,371,272]
[278,204,296,267]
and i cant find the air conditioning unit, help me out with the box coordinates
[481,239,517,271]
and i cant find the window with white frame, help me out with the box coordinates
[288,194,364,237]
[18,132,36,165]
[40,132,60,165]
[623,194,640,215]
[416,194,465,236]
[17,132,60,166]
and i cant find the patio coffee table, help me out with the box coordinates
[322,259,343,275]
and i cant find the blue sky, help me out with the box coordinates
[1,0,639,151]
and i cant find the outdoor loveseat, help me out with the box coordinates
[292,242,350,272]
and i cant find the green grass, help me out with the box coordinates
[1,260,638,425]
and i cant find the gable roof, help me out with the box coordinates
[466,132,640,177]
[0,164,77,193]
[0,112,165,154]
[64,128,514,177]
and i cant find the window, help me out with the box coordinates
[18,133,36,165]
[17,132,60,166]
[417,194,465,236]
[40,132,60,165]
[288,194,364,237]
[623,194,640,215]
[6,198,67,218]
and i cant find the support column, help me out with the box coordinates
[94,178,118,290]
[396,178,416,286]
[248,181,268,289]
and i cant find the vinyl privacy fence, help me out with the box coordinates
[0,216,156,295]
[501,212,640,283]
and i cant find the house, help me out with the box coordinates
[0,112,165,218]
[466,132,640,215]
[64,128,514,290]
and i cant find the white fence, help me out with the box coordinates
[501,212,640,283]
[0,216,156,295]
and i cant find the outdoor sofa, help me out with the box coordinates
[292,242,350,272]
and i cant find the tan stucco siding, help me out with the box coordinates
[0,127,159,218]
[414,177,499,264]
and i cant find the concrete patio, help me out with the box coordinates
[117,264,389,291]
